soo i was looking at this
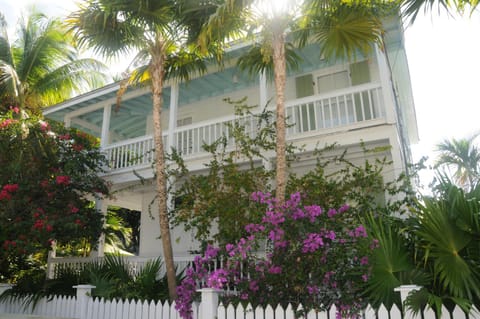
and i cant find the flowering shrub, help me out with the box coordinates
[0,107,109,280]
[176,192,378,319]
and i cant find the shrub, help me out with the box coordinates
[176,192,377,319]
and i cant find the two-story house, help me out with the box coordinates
[44,16,418,273]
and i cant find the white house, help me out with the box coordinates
[44,16,418,270]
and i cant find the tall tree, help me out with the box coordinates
[68,0,218,300]
[402,0,479,23]
[204,0,388,204]
[435,135,480,190]
[0,10,107,113]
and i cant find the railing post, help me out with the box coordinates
[394,285,421,319]
[73,284,95,319]
[198,288,222,319]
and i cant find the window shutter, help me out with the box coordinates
[295,74,314,98]
[350,60,370,86]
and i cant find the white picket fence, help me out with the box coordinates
[1,285,480,319]
[0,293,76,318]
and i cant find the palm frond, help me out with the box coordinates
[67,1,146,59]
[31,58,108,106]
[416,191,480,300]
[361,213,429,308]
[237,42,301,80]
[314,3,384,60]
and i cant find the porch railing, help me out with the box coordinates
[103,83,385,171]
[46,255,197,280]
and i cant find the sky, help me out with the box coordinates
[1,0,479,188]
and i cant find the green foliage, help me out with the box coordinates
[434,135,480,191]
[0,10,107,112]
[362,213,431,309]
[0,255,179,304]
[364,176,480,314]
[288,144,417,215]
[407,179,480,313]
[171,98,280,248]
[105,207,141,255]
[0,108,109,281]
[171,98,416,250]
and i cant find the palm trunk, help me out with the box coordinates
[272,31,287,205]
[150,47,177,301]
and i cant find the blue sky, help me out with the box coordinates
[1,0,479,189]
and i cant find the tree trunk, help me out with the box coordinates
[272,31,287,205]
[150,46,178,301]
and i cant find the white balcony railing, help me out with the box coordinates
[103,83,385,172]
[47,255,198,279]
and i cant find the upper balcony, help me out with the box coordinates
[103,82,386,174]
[44,42,415,181]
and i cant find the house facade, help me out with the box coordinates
[44,17,418,265]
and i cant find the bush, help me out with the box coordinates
[176,192,377,319]
[0,107,109,281]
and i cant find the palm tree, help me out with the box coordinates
[435,135,480,190]
[68,0,218,300]
[402,0,479,23]
[0,10,107,113]
[204,0,387,204]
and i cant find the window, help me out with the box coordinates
[317,70,350,94]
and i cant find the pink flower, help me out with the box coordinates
[0,190,11,200]
[0,118,17,128]
[360,256,369,266]
[207,269,228,289]
[268,265,282,274]
[73,143,84,151]
[39,121,49,131]
[56,175,71,185]
[3,184,19,193]
[354,225,367,238]
[9,106,20,113]
[58,134,71,140]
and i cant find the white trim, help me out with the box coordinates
[101,105,112,148]
[43,83,121,115]
[167,82,179,151]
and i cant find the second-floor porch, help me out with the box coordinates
[44,42,410,179]
[103,82,388,175]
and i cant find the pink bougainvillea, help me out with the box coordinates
[176,192,377,319]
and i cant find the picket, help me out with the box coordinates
[452,306,466,319]
[390,304,402,319]
[245,303,254,319]
[254,304,264,319]
[378,304,389,318]
[440,305,451,319]
[235,302,245,318]
[264,304,274,319]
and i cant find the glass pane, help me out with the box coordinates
[317,71,349,94]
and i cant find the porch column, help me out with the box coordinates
[100,104,112,148]
[90,199,108,258]
[375,45,397,124]
[259,71,268,109]
[167,82,179,152]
